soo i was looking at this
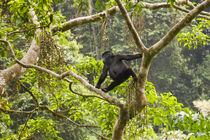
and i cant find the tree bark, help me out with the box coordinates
[0,8,42,96]
[112,107,128,140]
[0,39,39,95]
[0,0,209,139]
[111,0,209,139]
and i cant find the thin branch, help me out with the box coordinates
[175,0,210,17]
[115,0,147,52]
[18,113,32,140]
[0,107,38,114]
[7,29,35,36]
[140,1,209,18]
[7,13,53,36]
[69,82,106,100]
[19,81,39,107]
[173,4,210,20]
[149,0,210,56]
[7,24,53,36]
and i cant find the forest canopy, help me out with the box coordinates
[0,0,209,139]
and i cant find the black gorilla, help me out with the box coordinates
[96,51,142,92]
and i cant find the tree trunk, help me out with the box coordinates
[112,107,128,140]
[0,38,40,96]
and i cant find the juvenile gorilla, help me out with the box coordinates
[96,51,142,92]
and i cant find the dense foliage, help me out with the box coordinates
[0,0,209,139]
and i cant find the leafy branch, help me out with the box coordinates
[0,39,124,108]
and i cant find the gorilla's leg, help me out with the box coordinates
[103,70,132,92]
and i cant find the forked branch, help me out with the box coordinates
[149,0,210,56]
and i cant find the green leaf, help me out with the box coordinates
[35,36,39,45]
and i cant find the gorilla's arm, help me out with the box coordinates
[117,53,142,61]
[96,64,109,89]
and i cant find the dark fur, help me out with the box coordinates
[96,51,142,92]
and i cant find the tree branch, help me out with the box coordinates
[173,4,210,20]
[0,8,41,95]
[51,0,209,34]
[66,70,124,108]
[0,107,37,114]
[18,113,32,140]
[51,6,120,34]
[115,0,147,52]
[1,39,123,108]
[69,82,106,100]
[149,0,210,56]
[19,81,39,107]
[140,0,209,18]
[175,0,210,17]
